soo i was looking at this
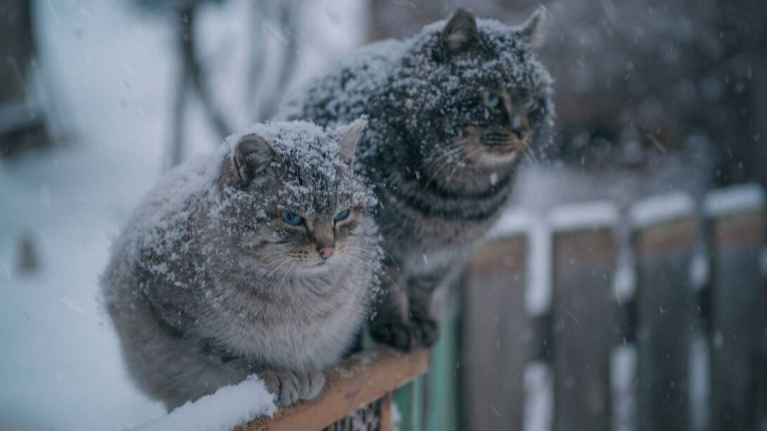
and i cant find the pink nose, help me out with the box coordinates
[319,247,335,260]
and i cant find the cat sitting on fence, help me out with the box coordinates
[101,120,381,409]
[276,8,555,351]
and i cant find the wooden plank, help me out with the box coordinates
[462,236,531,431]
[633,213,698,431]
[706,186,767,431]
[552,226,618,431]
[238,347,429,431]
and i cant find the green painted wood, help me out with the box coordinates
[395,375,426,431]
[394,380,414,431]
[412,375,425,431]
[426,298,460,431]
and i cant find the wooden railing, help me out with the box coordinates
[239,347,429,431]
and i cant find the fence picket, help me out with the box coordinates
[705,185,767,431]
[550,203,619,431]
[631,193,698,431]
[462,235,531,431]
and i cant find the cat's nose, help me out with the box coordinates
[318,246,335,260]
[509,115,528,140]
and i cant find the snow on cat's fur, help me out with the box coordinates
[276,8,554,351]
[101,120,381,410]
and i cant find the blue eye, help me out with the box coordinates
[281,211,303,226]
[333,209,351,222]
[481,91,500,108]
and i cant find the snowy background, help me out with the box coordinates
[0,1,364,429]
[2,0,766,430]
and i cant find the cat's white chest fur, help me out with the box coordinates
[210,272,367,371]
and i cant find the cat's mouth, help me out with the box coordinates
[481,131,513,147]
[480,130,528,151]
[458,127,529,165]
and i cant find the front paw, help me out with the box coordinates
[371,317,440,352]
[260,369,325,407]
[297,369,325,401]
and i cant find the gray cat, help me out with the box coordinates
[276,8,554,351]
[100,120,380,410]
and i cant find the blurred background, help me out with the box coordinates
[0,0,765,430]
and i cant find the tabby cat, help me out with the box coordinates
[101,120,379,409]
[276,8,554,351]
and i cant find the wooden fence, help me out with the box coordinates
[461,184,767,431]
[208,184,765,431]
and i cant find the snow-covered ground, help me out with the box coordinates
[0,1,363,429]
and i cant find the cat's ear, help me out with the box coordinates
[519,6,547,49]
[440,8,480,58]
[231,133,277,183]
[337,119,367,166]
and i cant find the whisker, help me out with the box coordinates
[445,147,484,188]
[422,146,466,191]
[276,263,295,295]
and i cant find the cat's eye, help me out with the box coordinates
[333,208,351,223]
[281,211,303,226]
[481,91,500,109]
[524,99,540,112]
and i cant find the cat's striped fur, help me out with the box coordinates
[276,8,554,350]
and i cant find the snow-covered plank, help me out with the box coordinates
[130,376,276,431]
[489,210,535,238]
[488,210,552,316]
[629,192,696,229]
[704,184,766,218]
[548,201,620,232]
[238,347,428,431]
[129,347,425,431]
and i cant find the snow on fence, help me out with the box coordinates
[462,184,767,431]
[133,347,428,431]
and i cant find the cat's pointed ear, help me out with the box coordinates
[231,133,277,183]
[519,6,547,49]
[338,119,367,166]
[440,8,480,57]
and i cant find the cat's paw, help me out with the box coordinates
[412,317,440,348]
[260,369,325,407]
[371,317,440,352]
[297,369,325,400]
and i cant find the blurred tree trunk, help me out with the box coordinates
[163,0,303,170]
[166,4,231,170]
[0,0,49,158]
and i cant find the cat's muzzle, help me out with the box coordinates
[480,130,528,152]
